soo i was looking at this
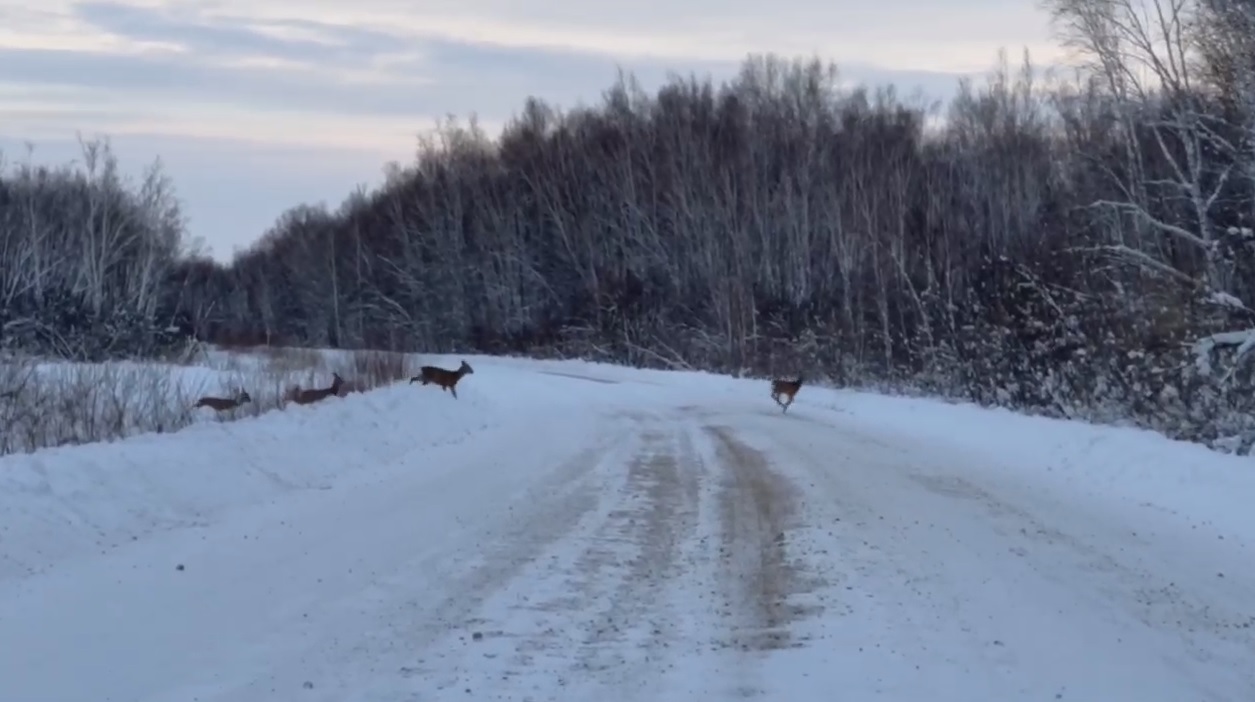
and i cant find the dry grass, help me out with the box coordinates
[0,358,197,455]
[0,347,422,457]
[339,349,413,393]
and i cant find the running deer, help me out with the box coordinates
[410,360,474,399]
[770,373,804,414]
[194,390,252,412]
[290,372,344,406]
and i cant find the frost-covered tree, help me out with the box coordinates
[0,137,191,360]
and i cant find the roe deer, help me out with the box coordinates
[770,374,804,414]
[194,390,251,412]
[410,360,474,399]
[290,372,343,406]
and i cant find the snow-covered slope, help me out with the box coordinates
[1,356,1252,701]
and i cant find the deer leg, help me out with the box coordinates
[450,386,458,399]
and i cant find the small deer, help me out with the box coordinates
[194,390,251,412]
[410,360,474,399]
[290,372,344,406]
[770,374,804,414]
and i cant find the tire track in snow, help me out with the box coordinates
[697,423,828,699]
[706,425,815,652]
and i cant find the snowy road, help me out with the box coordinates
[2,359,1254,701]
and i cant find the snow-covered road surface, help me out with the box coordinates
[2,357,1253,701]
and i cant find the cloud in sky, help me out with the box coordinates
[0,0,1063,260]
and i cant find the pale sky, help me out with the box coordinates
[0,0,1062,261]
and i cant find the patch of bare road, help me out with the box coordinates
[706,424,817,653]
[394,409,828,700]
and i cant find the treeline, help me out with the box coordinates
[6,0,1255,451]
[0,139,192,360]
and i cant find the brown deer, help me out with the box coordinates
[290,372,344,406]
[194,390,251,412]
[770,373,804,414]
[410,360,474,399]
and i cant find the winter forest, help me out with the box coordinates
[4,0,1255,451]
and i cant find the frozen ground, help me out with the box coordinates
[1,354,1253,701]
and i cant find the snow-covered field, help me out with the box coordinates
[0,346,419,454]
[1,354,1253,701]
